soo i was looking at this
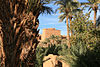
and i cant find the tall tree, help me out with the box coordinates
[81,0,100,28]
[58,12,100,67]
[54,0,80,48]
[0,0,53,67]
[66,0,80,37]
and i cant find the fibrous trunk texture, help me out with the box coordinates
[0,0,39,67]
[93,4,98,28]
[70,16,73,37]
[94,10,97,28]
[66,15,70,48]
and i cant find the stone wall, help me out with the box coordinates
[43,54,58,67]
[43,54,70,67]
[41,28,61,41]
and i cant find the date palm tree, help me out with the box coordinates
[0,0,53,67]
[81,0,100,28]
[54,0,80,48]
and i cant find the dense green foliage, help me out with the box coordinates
[34,0,100,67]
[58,42,100,67]
[70,12,99,46]
[28,0,53,15]
[35,12,100,67]
[58,12,100,67]
[41,35,67,45]
[54,0,80,22]
[0,0,100,67]
[35,44,67,67]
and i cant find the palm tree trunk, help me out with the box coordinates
[66,15,70,48]
[94,10,97,28]
[0,1,40,67]
[2,32,21,67]
[0,35,5,67]
[70,16,72,37]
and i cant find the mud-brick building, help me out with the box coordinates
[41,28,61,41]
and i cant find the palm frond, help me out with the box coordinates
[72,9,82,12]
[27,0,53,17]
[41,6,54,14]
[88,6,92,11]
[81,2,91,6]
[58,14,66,22]
[54,0,81,22]
[54,1,63,5]
[55,6,65,13]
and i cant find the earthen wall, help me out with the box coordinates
[41,28,61,41]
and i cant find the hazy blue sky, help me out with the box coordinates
[38,0,100,35]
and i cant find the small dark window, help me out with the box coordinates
[58,61,62,67]
[55,61,62,67]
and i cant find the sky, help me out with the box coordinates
[38,0,100,35]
